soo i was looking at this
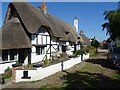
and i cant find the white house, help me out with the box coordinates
[0,2,81,74]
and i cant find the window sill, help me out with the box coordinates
[0,60,17,64]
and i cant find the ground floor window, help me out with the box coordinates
[2,50,8,61]
[10,50,17,60]
[2,50,17,61]
[36,47,45,55]
[62,45,68,52]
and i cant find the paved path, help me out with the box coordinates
[98,48,108,53]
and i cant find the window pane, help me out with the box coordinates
[10,50,17,60]
[36,47,40,55]
[36,47,45,55]
[2,50,8,61]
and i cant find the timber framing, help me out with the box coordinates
[0,2,82,64]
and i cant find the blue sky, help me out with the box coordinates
[1,2,118,42]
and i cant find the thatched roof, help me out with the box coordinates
[0,18,31,50]
[66,23,83,42]
[80,33,91,46]
[7,2,49,34]
[46,14,69,41]
[46,14,83,42]
[1,2,82,50]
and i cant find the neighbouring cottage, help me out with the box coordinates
[102,40,109,49]
[0,2,82,74]
[79,30,91,48]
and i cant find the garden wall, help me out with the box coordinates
[0,61,16,74]
[15,53,89,82]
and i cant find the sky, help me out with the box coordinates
[1,1,119,42]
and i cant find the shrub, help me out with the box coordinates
[60,53,68,59]
[44,58,49,65]
[3,67,12,79]
[27,64,33,68]
[73,49,86,57]
[85,46,97,57]
[4,67,11,73]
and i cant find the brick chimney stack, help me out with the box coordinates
[80,30,83,35]
[39,0,47,14]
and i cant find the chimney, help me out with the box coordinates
[80,30,83,35]
[39,0,47,14]
[74,17,78,32]
[93,36,96,40]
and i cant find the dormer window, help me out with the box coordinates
[10,5,18,18]
[65,32,69,35]
[11,12,18,18]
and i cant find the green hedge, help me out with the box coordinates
[74,46,97,57]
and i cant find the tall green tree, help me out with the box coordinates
[102,9,120,40]
[91,39,99,52]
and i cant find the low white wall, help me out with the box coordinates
[16,53,89,82]
[63,56,81,70]
[37,63,62,80]
[0,61,16,74]
[16,69,37,82]
[83,53,89,60]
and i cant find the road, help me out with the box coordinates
[98,48,108,53]
[1,49,120,89]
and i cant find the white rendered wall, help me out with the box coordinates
[15,53,89,82]
[24,56,28,65]
[83,53,89,60]
[66,45,74,55]
[0,61,16,74]
[31,53,46,63]
[16,69,37,82]
[31,32,59,62]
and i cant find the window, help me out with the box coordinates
[36,47,45,55]
[2,50,17,61]
[62,45,67,52]
[10,50,17,60]
[2,50,8,61]
[38,28,46,34]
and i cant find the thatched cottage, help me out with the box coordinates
[0,1,81,70]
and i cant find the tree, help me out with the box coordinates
[91,39,99,52]
[102,9,120,40]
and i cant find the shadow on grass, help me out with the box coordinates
[85,58,116,70]
[61,71,120,89]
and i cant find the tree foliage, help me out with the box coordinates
[102,9,120,40]
[91,40,99,48]
[91,39,99,52]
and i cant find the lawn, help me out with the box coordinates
[39,61,120,89]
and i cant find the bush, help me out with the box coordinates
[4,67,11,73]
[85,46,97,57]
[73,49,86,57]
[27,64,33,68]
[60,53,68,59]
[44,58,49,65]
[3,67,12,79]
